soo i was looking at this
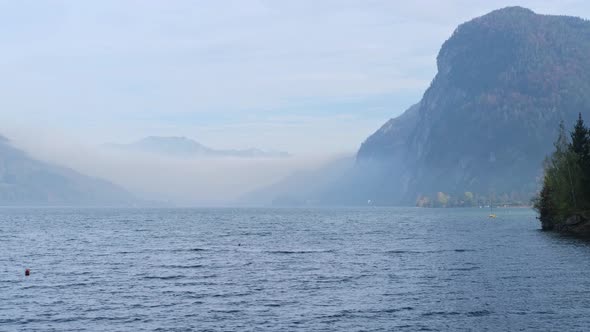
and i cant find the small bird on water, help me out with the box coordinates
[25,269,30,276]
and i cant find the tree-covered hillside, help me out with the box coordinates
[354,7,590,205]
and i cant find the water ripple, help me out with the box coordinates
[0,207,588,331]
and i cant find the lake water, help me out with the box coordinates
[1,207,590,331]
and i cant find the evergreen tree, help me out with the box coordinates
[568,113,590,208]
[535,116,590,228]
[569,113,590,161]
[535,181,555,230]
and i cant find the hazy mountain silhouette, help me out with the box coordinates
[238,156,355,206]
[0,136,136,206]
[105,136,289,159]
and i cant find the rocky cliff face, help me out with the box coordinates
[355,7,590,205]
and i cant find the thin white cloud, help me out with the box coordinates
[1,0,590,155]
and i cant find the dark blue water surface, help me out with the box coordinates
[2,207,590,331]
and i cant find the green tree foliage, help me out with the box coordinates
[536,185,555,230]
[570,113,589,157]
[463,192,474,206]
[534,117,590,228]
[415,190,525,208]
[436,192,450,207]
[569,113,590,207]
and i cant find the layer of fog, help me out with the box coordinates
[8,130,353,206]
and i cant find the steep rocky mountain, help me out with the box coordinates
[105,136,289,159]
[354,6,590,205]
[0,135,136,206]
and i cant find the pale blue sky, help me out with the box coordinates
[2,0,590,154]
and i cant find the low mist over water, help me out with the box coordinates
[6,131,346,206]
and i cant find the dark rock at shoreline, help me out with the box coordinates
[543,214,590,237]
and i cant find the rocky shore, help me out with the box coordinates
[541,214,590,237]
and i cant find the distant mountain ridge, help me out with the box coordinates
[105,136,290,159]
[238,156,355,206]
[0,136,136,206]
